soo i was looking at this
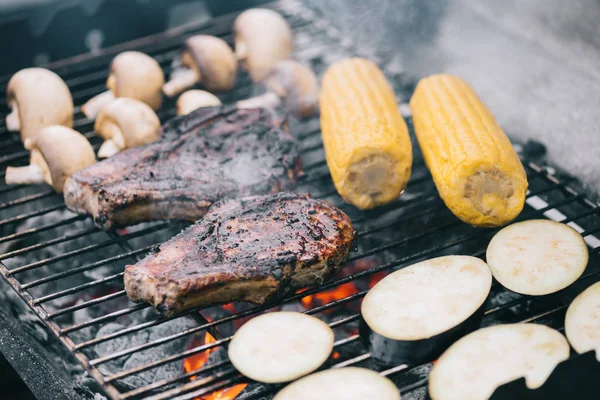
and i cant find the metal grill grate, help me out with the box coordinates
[1,1,600,399]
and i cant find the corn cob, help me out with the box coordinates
[319,58,412,209]
[409,74,528,227]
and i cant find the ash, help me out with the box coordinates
[94,315,196,391]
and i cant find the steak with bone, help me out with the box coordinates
[124,192,356,317]
[64,106,301,230]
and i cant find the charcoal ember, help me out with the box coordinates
[69,293,142,343]
[93,317,196,390]
[401,386,427,400]
[236,382,278,400]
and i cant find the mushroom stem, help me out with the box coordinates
[5,107,20,131]
[5,164,44,185]
[97,139,122,159]
[163,69,200,97]
[237,92,281,110]
[81,90,116,119]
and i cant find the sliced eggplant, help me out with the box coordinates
[565,281,600,360]
[273,367,401,400]
[428,323,570,400]
[360,255,492,366]
[228,312,334,383]
[486,219,588,295]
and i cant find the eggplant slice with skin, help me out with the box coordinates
[565,281,600,360]
[360,255,492,366]
[486,219,588,296]
[228,312,334,383]
[273,367,401,400]
[428,323,570,400]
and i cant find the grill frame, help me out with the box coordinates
[1,1,600,399]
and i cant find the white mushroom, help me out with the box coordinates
[5,126,95,193]
[176,90,222,116]
[237,60,319,118]
[95,98,161,158]
[6,68,73,143]
[163,35,237,97]
[81,51,164,119]
[234,9,293,82]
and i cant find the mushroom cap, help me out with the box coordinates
[176,90,222,115]
[95,98,161,148]
[108,51,165,110]
[263,60,319,118]
[6,68,74,142]
[184,35,237,91]
[31,126,95,193]
[233,9,293,82]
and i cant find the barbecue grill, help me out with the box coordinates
[1,1,600,399]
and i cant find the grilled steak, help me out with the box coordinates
[124,192,356,317]
[64,107,301,230]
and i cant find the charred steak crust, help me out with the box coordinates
[64,107,301,230]
[124,192,356,317]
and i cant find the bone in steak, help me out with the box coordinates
[124,192,356,317]
[64,106,301,230]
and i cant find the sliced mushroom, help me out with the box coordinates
[176,90,222,115]
[6,68,73,143]
[237,60,319,118]
[163,35,237,97]
[81,51,164,119]
[5,126,95,193]
[234,9,293,82]
[95,98,161,158]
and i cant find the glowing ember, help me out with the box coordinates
[368,271,386,288]
[221,303,236,313]
[183,325,247,399]
[300,282,359,311]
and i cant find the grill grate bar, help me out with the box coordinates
[90,290,364,368]
[0,189,57,210]
[7,222,170,275]
[150,368,240,400]
[61,303,150,333]
[120,359,232,400]
[104,336,234,382]
[122,330,362,400]
[23,245,154,290]
[47,290,127,319]
[0,227,98,261]
[172,350,373,400]
[0,204,66,227]
[73,309,198,350]
[0,214,86,245]
[32,272,124,304]
[0,184,25,195]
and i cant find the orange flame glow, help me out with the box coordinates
[183,329,247,399]
[300,282,359,311]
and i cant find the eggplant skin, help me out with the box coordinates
[359,301,486,366]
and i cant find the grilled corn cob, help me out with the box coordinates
[410,74,528,227]
[320,58,412,209]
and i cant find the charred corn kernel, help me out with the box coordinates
[319,58,412,209]
[410,74,528,227]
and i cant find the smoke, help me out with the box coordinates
[306,0,600,192]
